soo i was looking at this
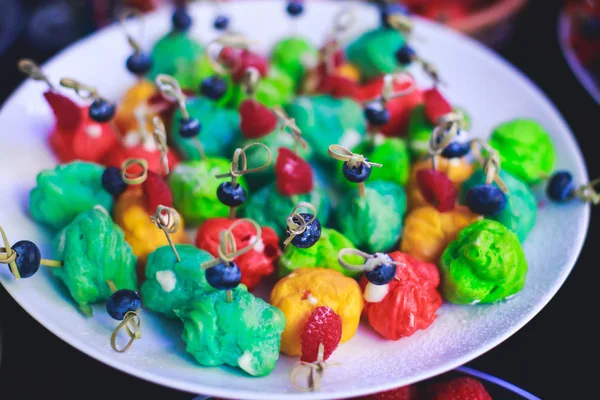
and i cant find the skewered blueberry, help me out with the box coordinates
[102,167,128,196]
[395,44,415,66]
[172,7,192,32]
[546,171,575,202]
[10,240,41,278]
[179,118,201,138]
[364,102,390,126]
[286,1,304,17]
[206,262,242,290]
[441,129,471,159]
[126,52,153,76]
[213,15,229,30]
[365,253,396,285]
[380,4,409,28]
[200,76,227,100]
[342,161,372,183]
[217,182,246,206]
[89,98,116,123]
[106,289,142,320]
[465,184,507,216]
[289,213,321,248]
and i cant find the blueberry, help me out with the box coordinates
[546,171,575,202]
[89,99,116,123]
[581,16,600,39]
[395,44,415,66]
[179,118,201,138]
[206,262,241,290]
[380,4,409,28]
[342,161,372,183]
[216,182,246,206]
[465,184,507,216]
[289,213,322,248]
[441,130,471,159]
[126,52,153,76]
[102,167,128,196]
[200,76,227,100]
[106,289,141,320]
[286,1,304,17]
[172,7,192,32]
[10,240,41,278]
[213,15,229,31]
[365,254,396,286]
[364,102,390,126]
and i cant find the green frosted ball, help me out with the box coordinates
[168,159,248,225]
[271,37,318,85]
[141,245,215,318]
[461,169,537,242]
[30,162,113,231]
[489,119,555,185]
[335,180,407,253]
[53,207,137,316]
[346,28,406,79]
[176,287,285,376]
[149,32,204,90]
[229,65,296,109]
[440,219,528,304]
[171,97,241,160]
[279,227,362,278]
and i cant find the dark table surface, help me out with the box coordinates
[0,0,598,399]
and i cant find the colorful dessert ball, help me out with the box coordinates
[400,205,480,263]
[230,65,296,108]
[271,37,318,87]
[141,244,215,318]
[461,169,537,241]
[195,218,281,289]
[30,162,113,231]
[407,157,475,211]
[489,119,555,185]
[270,268,363,356]
[169,159,248,225]
[279,227,362,278]
[112,186,189,265]
[346,27,406,79]
[113,80,157,136]
[335,180,407,253]
[360,251,442,340]
[440,219,528,304]
[176,286,285,376]
[53,207,138,316]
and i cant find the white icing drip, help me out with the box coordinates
[250,236,264,253]
[363,282,389,303]
[156,270,177,293]
[93,205,109,215]
[238,352,257,375]
[307,293,318,305]
[85,124,102,138]
[123,131,141,148]
[340,129,361,150]
[56,231,66,254]
[142,138,158,152]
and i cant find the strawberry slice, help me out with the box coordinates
[142,170,173,213]
[300,306,342,363]
[416,169,456,212]
[44,91,82,131]
[239,99,278,139]
[360,385,419,400]
[275,148,314,196]
[426,377,492,400]
[423,88,453,125]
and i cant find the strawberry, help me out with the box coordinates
[142,170,173,213]
[275,148,314,196]
[44,91,82,131]
[360,385,419,400]
[423,88,453,125]
[239,99,278,138]
[426,377,492,400]
[300,306,342,363]
[416,169,456,212]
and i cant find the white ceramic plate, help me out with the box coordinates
[0,1,589,399]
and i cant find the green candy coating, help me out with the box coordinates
[53,207,137,316]
[335,180,406,253]
[30,162,113,231]
[346,28,405,79]
[339,137,410,188]
[279,228,362,278]
[176,287,285,376]
[285,95,367,162]
[169,159,248,225]
[230,65,296,109]
[141,245,215,318]
[271,37,317,86]
[489,119,555,184]
[243,182,331,238]
[171,97,241,160]
[149,32,204,90]
[440,219,528,304]
[461,170,537,242]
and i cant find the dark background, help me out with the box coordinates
[0,0,597,399]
